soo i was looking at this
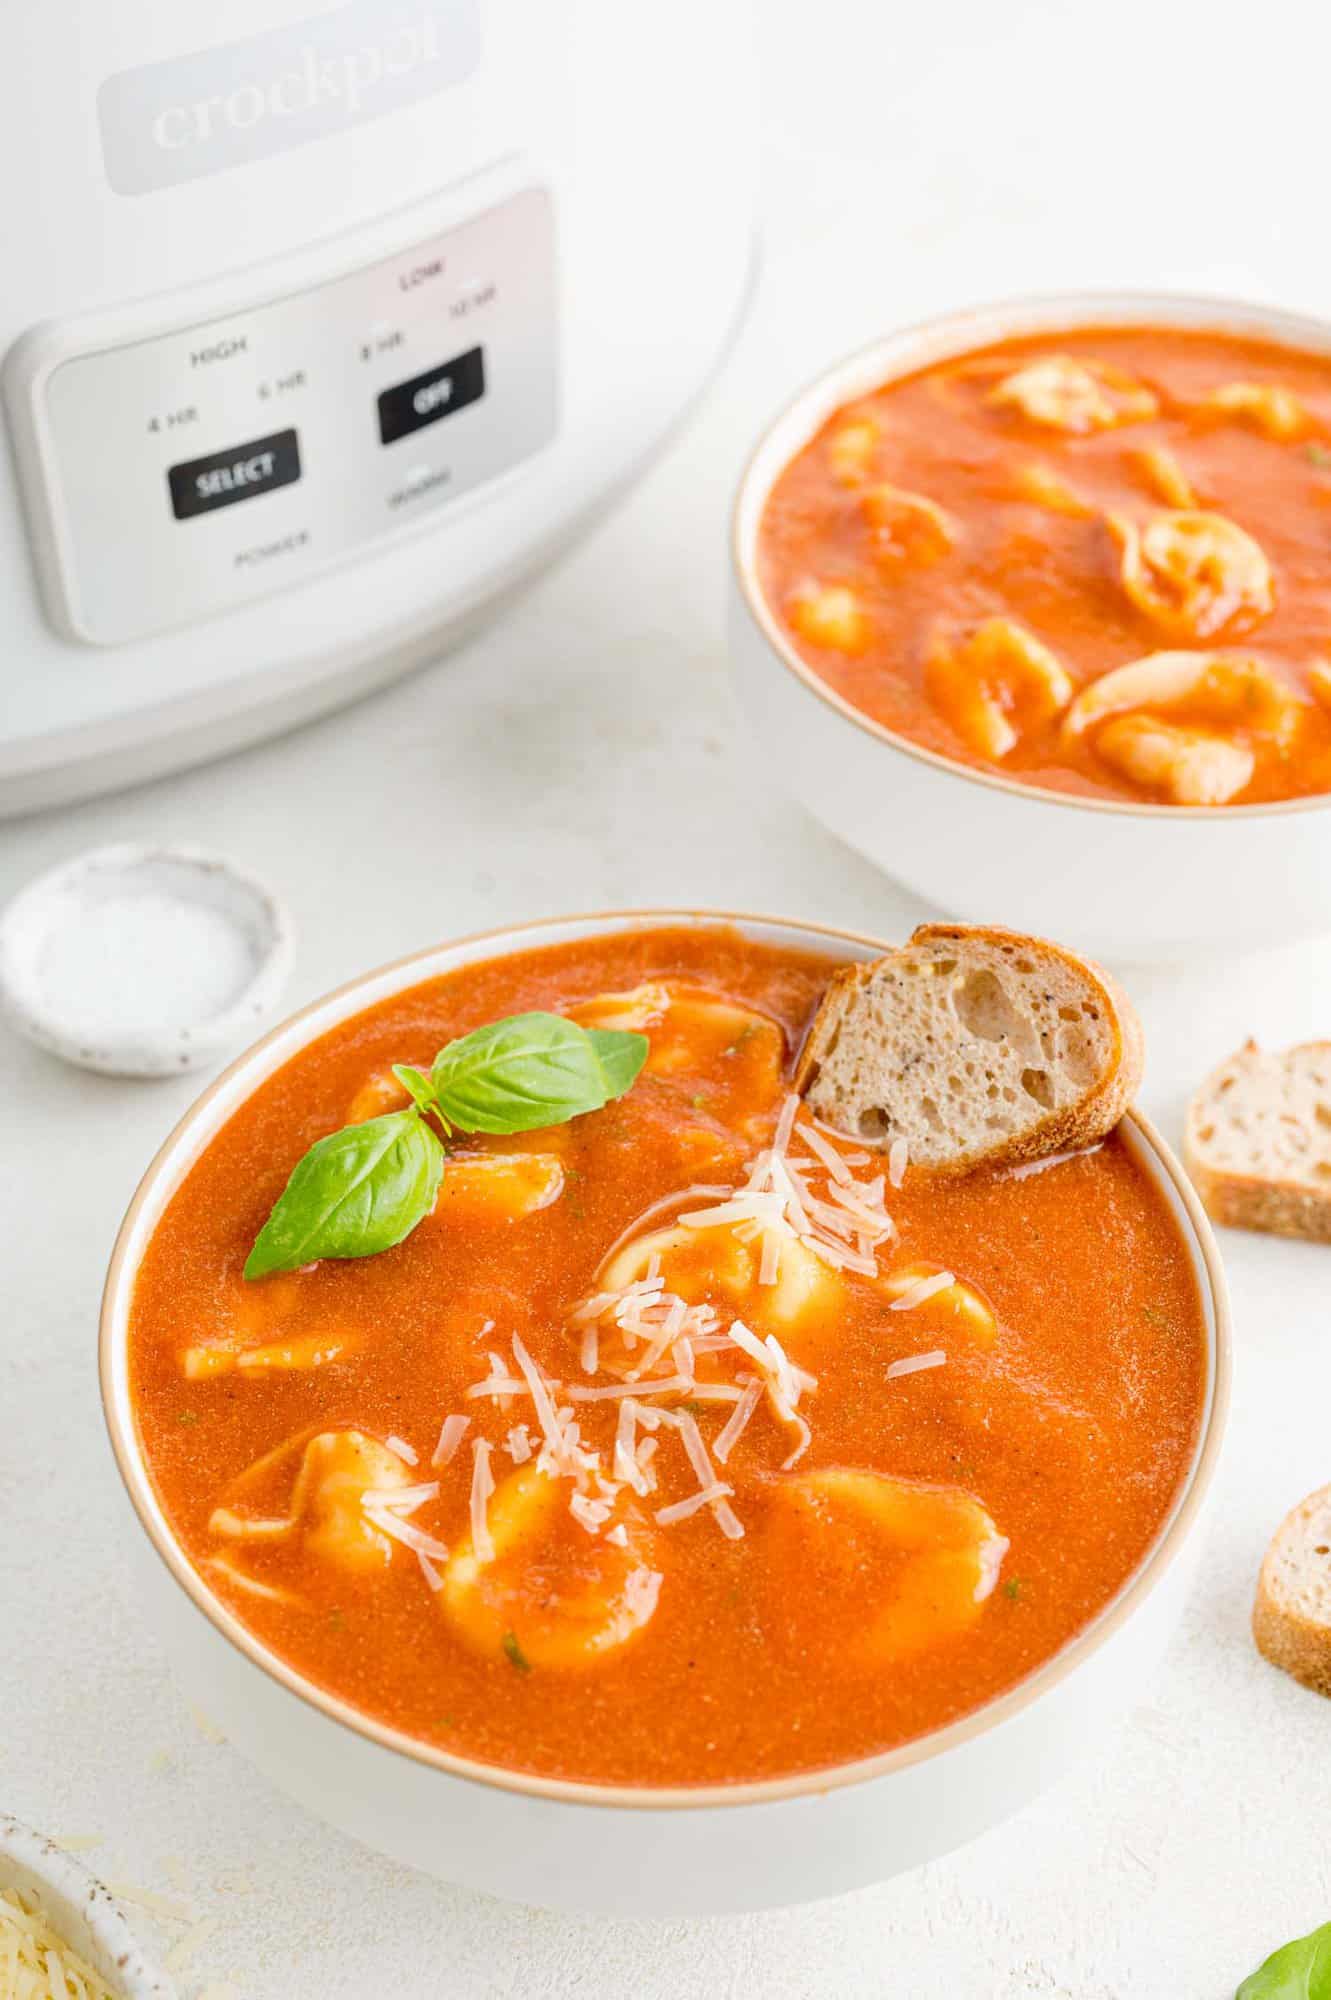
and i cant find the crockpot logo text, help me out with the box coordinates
[151,18,444,152]
[98,0,480,196]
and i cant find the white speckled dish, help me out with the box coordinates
[0,844,293,1077]
[0,1813,176,1998]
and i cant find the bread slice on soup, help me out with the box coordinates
[795,923,1143,1174]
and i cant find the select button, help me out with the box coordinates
[168,428,301,520]
[377,347,485,445]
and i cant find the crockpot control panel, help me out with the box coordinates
[5,185,557,645]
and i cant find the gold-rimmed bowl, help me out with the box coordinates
[101,910,1229,1915]
[730,292,1331,963]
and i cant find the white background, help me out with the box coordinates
[5,2,1331,1992]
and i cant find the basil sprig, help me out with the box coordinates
[429,1012,639,1135]
[244,1011,648,1280]
[1237,1922,1331,1998]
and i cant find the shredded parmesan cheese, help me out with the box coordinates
[612,1397,642,1490]
[431,1414,470,1467]
[570,1491,613,1534]
[795,1116,854,1184]
[568,1375,694,1401]
[888,1137,909,1189]
[1005,1144,1102,1180]
[165,1914,221,1973]
[655,1481,733,1525]
[385,1434,418,1465]
[886,1350,948,1378]
[0,1885,120,2000]
[713,1377,763,1464]
[668,1406,720,1491]
[888,1269,956,1311]
[758,1229,781,1286]
[361,1497,448,1562]
[468,1438,496,1563]
[372,1481,439,1512]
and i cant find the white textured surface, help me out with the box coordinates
[5,2,1331,1991]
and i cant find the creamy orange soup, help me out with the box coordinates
[759,325,1331,805]
[128,928,1206,1786]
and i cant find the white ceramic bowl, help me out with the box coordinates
[100,911,1230,1916]
[0,843,293,1076]
[730,292,1331,963]
[0,1813,176,1998]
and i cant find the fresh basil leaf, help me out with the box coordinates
[430,1012,620,1135]
[392,1063,439,1114]
[244,1110,444,1278]
[1237,1922,1331,1998]
[586,1027,650,1097]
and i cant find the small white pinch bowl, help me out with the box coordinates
[0,1812,176,1999]
[730,291,1331,964]
[101,910,1230,1917]
[0,843,293,1077]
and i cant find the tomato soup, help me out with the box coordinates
[128,927,1206,1786]
[759,325,1331,806]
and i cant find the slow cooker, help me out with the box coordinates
[1,1,757,813]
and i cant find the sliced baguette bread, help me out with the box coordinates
[1254,1484,1331,1696]
[1185,1040,1331,1243]
[794,923,1143,1174]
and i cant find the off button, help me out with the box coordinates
[168,428,301,520]
[377,347,485,445]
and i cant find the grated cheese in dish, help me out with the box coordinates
[0,1884,122,2000]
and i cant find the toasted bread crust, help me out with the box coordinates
[1253,1484,1331,1697]
[1185,1040,1331,1243]
[1185,1159,1331,1242]
[795,923,1143,1176]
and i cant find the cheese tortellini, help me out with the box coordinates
[1203,381,1309,441]
[825,414,881,485]
[1131,445,1196,510]
[861,482,956,565]
[1307,659,1331,713]
[440,1464,662,1668]
[1010,461,1092,517]
[1063,649,1301,805]
[435,1152,565,1222]
[1108,509,1274,639]
[1093,715,1254,806]
[183,1331,352,1380]
[925,617,1073,759]
[569,982,784,1094]
[600,1213,838,1350]
[345,1067,411,1124]
[345,1068,566,1221]
[763,1469,1008,1666]
[988,355,1158,434]
[784,581,869,654]
[181,1272,356,1381]
[880,1263,998,1346]
[1064,648,1297,740]
[209,1430,414,1576]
